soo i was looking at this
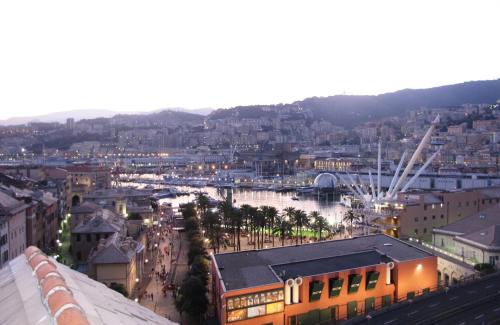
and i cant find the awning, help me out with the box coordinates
[365,271,380,290]
[309,281,324,302]
[348,274,362,294]
[329,278,344,297]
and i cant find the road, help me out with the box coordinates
[345,272,500,325]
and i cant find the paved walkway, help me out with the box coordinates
[140,229,188,323]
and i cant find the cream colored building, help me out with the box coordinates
[432,204,500,268]
[88,233,144,297]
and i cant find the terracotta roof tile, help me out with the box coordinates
[24,246,91,325]
[56,307,91,325]
[41,277,68,297]
[29,254,49,270]
[35,263,59,282]
[25,245,41,258]
[47,290,77,316]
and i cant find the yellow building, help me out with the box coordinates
[88,233,144,297]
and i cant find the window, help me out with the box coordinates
[466,201,469,207]
[347,274,362,294]
[329,278,344,297]
[441,214,444,219]
[415,229,419,234]
[423,228,427,233]
[365,271,380,290]
[441,239,444,247]
[76,234,81,242]
[95,234,101,241]
[414,217,419,222]
[309,281,324,302]
[382,295,391,307]
[86,234,91,242]
[432,215,436,220]
[424,205,427,211]
[424,216,427,221]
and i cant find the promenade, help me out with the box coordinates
[140,226,189,324]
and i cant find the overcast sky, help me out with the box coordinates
[1,0,499,120]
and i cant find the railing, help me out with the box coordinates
[420,242,476,266]
[336,273,482,324]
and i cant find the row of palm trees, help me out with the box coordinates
[195,193,364,253]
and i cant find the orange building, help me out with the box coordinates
[211,234,437,325]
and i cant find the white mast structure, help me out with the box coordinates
[335,114,440,208]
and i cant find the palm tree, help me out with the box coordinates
[196,193,210,217]
[273,215,293,246]
[291,209,309,244]
[283,207,296,243]
[248,206,259,249]
[342,209,361,237]
[240,204,252,242]
[202,210,223,253]
[261,206,278,246]
[231,208,243,251]
[310,211,329,241]
[218,200,234,247]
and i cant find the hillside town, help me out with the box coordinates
[1,97,500,324]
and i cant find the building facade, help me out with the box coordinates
[212,235,437,325]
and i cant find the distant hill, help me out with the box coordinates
[208,79,500,126]
[0,107,211,126]
[170,107,213,116]
[109,109,204,126]
[0,109,121,126]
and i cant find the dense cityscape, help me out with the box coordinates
[2,1,500,325]
[1,81,500,324]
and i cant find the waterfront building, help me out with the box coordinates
[0,246,173,324]
[211,234,437,324]
[376,187,500,241]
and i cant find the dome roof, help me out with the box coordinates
[313,173,337,188]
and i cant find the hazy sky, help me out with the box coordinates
[1,0,500,120]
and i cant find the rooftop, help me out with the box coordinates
[434,204,500,236]
[456,224,500,249]
[0,246,174,325]
[88,233,143,264]
[73,209,124,234]
[271,250,391,280]
[213,234,432,291]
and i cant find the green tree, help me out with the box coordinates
[283,207,296,244]
[196,193,210,217]
[175,275,209,323]
[273,215,293,246]
[310,211,329,241]
[109,282,128,297]
[343,209,361,236]
[189,255,210,286]
[127,212,142,220]
[202,210,223,253]
[291,209,309,244]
